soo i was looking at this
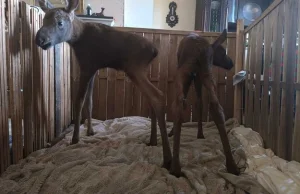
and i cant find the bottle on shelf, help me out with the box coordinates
[86,4,92,16]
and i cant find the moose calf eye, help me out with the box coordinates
[58,21,63,27]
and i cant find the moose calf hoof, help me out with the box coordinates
[197,134,205,139]
[162,160,172,170]
[170,160,185,177]
[87,129,95,136]
[168,129,174,137]
[146,141,157,146]
[170,166,183,178]
[71,138,79,145]
[227,162,240,176]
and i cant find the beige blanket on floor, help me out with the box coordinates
[0,117,269,194]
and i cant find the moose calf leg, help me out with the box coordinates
[72,74,93,144]
[168,128,174,137]
[170,71,192,177]
[194,75,204,139]
[152,93,172,169]
[196,98,204,139]
[204,78,240,175]
[128,70,172,169]
[170,98,185,177]
[148,104,157,146]
[85,74,96,136]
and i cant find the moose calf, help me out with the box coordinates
[168,30,240,177]
[35,0,172,170]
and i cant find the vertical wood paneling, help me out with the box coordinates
[0,0,9,173]
[48,42,55,142]
[115,71,125,118]
[124,71,133,117]
[253,21,264,135]
[280,0,298,160]
[261,13,272,148]
[0,1,72,172]
[21,2,33,157]
[269,5,283,155]
[244,32,251,127]
[98,69,108,120]
[248,26,257,129]
[8,0,23,163]
[107,68,117,119]
[40,14,45,147]
[67,45,71,126]
[225,38,236,120]
[34,9,41,150]
[233,20,244,123]
[60,43,65,130]
[292,0,300,161]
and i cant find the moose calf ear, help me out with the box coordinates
[39,0,54,12]
[65,0,79,13]
[212,29,227,50]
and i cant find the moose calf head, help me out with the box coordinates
[35,0,79,50]
[211,29,234,70]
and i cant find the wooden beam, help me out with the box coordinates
[233,19,244,124]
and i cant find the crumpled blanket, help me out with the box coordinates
[0,117,269,194]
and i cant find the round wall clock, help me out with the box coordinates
[166,1,179,28]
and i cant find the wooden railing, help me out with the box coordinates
[244,0,300,161]
[71,28,237,123]
[0,1,72,173]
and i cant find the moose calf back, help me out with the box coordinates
[177,32,233,71]
[71,22,158,72]
[177,33,212,72]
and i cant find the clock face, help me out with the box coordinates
[166,1,179,28]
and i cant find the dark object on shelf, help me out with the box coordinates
[166,1,178,28]
[76,15,113,19]
[86,4,92,16]
[92,7,105,17]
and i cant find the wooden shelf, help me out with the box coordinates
[77,15,114,26]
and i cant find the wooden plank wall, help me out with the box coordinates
[244,0,300,161]
[71,29,237,123]
[0,0,9,173]
[0,1,72,174]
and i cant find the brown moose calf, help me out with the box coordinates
[35,0,172,170]
[168,30,240,177]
